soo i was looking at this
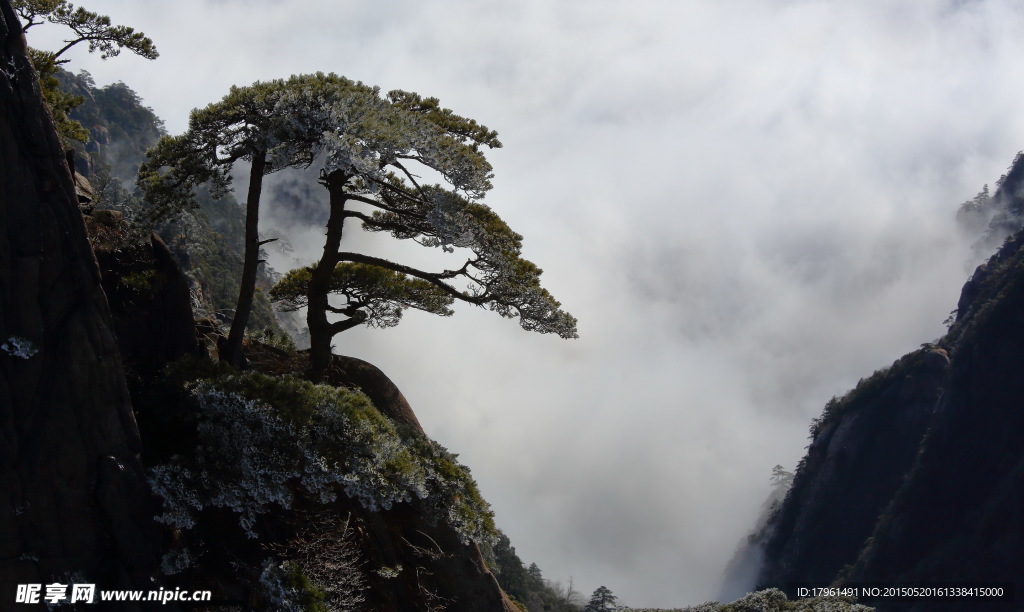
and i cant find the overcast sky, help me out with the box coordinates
[28,0,1024,606]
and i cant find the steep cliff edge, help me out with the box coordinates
[0,0,161,599]
[758,158,1024,611]
[73,211,515,608]
[757,348,948,591]
[82,215,516,608]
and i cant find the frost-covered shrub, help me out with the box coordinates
[1,336,38,359]
[722,588,789,611]
[375,565,402,579]
[246,326,298,352]
[149,385,305,536]
[160,546,200,576]
[257,560,323,612]
[412,436,496,544]
[148,370,495,544]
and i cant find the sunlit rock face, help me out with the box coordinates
[0,0,161,601]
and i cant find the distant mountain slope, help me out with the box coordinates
[957,150,1024,255]
[56,69,165,182]
[757,153,1024,611]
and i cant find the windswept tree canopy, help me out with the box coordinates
[270,75,577,343]
[137,75,383,365]
[141,79,308,219]
[138,72,576,376]
[14,0,158,63]
[268,178,580,340]
[138,74,384,224]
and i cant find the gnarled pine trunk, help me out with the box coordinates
[307,170,349,381]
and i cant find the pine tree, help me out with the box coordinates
[140,73,578,377]
[584,585,619,612]
[271,80,579,380]
[139,75,380,366]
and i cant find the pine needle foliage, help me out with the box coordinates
[14,0,158,144]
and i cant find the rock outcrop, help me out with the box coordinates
[85,214,202,373]
[329,354,425,434]
[341,498,520,612]
[0,0,161,602]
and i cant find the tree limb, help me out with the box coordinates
[336,251,488,304]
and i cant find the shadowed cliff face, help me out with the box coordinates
[757,348,948,590]
[85,214,202,375]
[840,230,1024,610]
[0,0,161,601]
[758,157,1024,611]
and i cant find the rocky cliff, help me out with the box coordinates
[0,0,162,603]
[82,166,519,612]
[757,156,1024,611]
[1,2,522,608]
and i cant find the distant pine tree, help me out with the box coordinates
[584,585,619,612]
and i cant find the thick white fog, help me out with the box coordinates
[31,0,1024,605]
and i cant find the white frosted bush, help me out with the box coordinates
[148,372,494,544]
[257,560,306,612]
[2,336,38,359]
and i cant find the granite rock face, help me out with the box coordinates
[0,0,161,602]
